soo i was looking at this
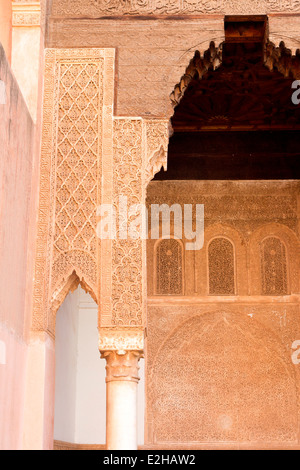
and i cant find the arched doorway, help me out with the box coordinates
[53,286,106,449]
[53,285,146,449]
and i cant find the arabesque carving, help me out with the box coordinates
[112,118,144,326]
[144,120,169,188]
[155,239,184,295]
[147,311,298,444]
[110,118,169,326]
[170,40,300,122]
[208,237,235,295]
[261,237,288,295]
[34,47,169,337]
[12,2,41,27]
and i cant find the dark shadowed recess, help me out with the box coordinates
[155,16,300,181]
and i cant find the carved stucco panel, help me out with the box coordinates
[146,308,300,445]
[107,117,169,328]
[32,48,115,336]
[33,46,169,341]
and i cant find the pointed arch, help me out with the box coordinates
[169,39,300,127]
[50,269,98,325]
[249,223,300,295]
[154,237,184,296]
[208,237,235,296]
[260,236,288,295]
[200,223,248,296]
[170,39,300,112]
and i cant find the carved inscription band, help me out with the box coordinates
[52,0,300,17]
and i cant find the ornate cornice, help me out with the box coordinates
[98,327,145,352]
[12,2,41,27]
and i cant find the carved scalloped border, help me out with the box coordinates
[264,40,300,79]
[171,39,300,115]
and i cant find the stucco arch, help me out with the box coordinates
[168,38,300,132]
[50,268,98,334]
[170,41,222,112]
[249,223,300,295]
[198,223,247,296]
[153,237,185,296]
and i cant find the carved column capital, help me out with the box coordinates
[101,350,144,383]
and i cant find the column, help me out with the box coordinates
[101,350,143,450]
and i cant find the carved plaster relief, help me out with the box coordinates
[52,0,300,17]
[107,117,169,327]
[147,311,299,445]
[33,48,114,336]
[34,47,169,340]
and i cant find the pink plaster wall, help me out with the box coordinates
[0,0,12,63]
[0,42,36,449]
[0,326,27,449]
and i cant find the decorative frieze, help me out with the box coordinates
[52,0,300,18]
[98,327,145,352]
[12,2,41,27]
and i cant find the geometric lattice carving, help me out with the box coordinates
[54,62,101,261]
[208,238,235,295]
[32,49,115,335]
[155,239,183,295]
[261,237,288,295]
[112,118,143,326]
[34,47,170,337]
[50,58,104,302]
